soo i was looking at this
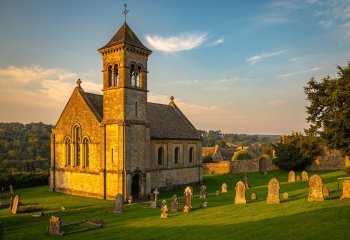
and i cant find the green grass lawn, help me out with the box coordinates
[1,170,350,240]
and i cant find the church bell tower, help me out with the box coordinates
[98,20,152,200]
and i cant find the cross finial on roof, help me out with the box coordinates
[122,3,129,23]
[76,78,82,88]
[170,96,174,103]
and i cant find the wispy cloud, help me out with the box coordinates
[269,99,286,106]
[247,50,288,65]
[167,80,200,86]
[279,67,321,79]
[0,65,100,123]
[145,33,208,52]
[211,38,224,46]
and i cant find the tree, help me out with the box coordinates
[304,62,350,155]
[272,133,323,170]
[232,150,252,160]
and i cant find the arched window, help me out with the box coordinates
[174,147,179,164]
[136,65,142,87]
[83,138,89,168]
[158,147,164,165]
[114,64,119,86]
[108,65,113,87]
[189,147,194,164]
[65,138,71,166]
[130,64,136,87]
[73,125,81,166]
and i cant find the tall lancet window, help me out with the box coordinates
[108,65,113,87]
[83,137,89,168]
[73,125,81,166]
[130,64,136,87]
[65,138,71,166]
[136,65,142,87]
[114,64,119,86]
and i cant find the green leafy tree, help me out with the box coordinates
[304,62,350,155]
[232,150,252,160]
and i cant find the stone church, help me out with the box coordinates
[49,21,202,200]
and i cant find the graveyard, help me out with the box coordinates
[1,170,350,240]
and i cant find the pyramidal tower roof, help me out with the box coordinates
[98,22,151,52]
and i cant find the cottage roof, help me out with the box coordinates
[83,92,200,140]
[98,23,151,52]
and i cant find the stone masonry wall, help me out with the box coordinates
[203,161,231,174]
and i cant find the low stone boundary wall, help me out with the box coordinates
[231,159,259,173]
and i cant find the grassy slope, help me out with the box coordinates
[1,170,350,240]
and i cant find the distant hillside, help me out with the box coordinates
[0,122,53,172]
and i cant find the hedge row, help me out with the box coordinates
[0,172,49,190]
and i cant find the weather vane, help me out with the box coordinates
[122,3,129,23]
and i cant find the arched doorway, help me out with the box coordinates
[131,174,140,199]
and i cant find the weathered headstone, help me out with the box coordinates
[259,157,268,175]
[221,183,228,193]
[151,188,160,208]
[302,171,308,181]
[202,202,208,208]
[113,194,123,213]
[340,180,350,200]
[215,190,220,196]
[171,195,179,212]
[235,181,246,204]
[308,174,324,202]
[9,185,14,194]
[288,171,295,183]
[267,178,280,204]
[244,174,249,189]
[11,194,19,214]
[251,193,257,200]
[160,200,168,218]
[183,186,193,212]
[323,188,329,198]
[200,185,207,199]
[283,192,288,199]
[296,175,301,181]
[48,216,63,236]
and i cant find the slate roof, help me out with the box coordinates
[98,23,151,52]
[83,91,200,140]
[221,149,235,161]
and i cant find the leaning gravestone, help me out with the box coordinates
[221,183,228,193]
[308,174,324,202]
[113,194,123,213]
[235,181,246,204]
[171,195,179,212]
[340,180,350,200]
[302,171,308,181]
[183,186,193,212]
[48,216,63,236]
[288,171,295,183]
[200,185,207,199]
[11,194,19,214]
[267,178,280,204]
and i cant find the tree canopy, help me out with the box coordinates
[304,62,350,155]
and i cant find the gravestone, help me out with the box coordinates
[9,185,14,194]
[11,194,19,214]
[151,188,160,208]
[200,185,207,199]
[221,183,228,193]
[215,190,220,196]
[251,193,257,200]
[259,157,268,175]
[113,194,123,213]
[48,216,63,236]
[183,186,193,212]
[160,200,168,218]
[202,202,208,208]
[302,171,308,181]
[288,171,295,183]
[308,174,324,202]
[267,178,280,204]
[323,188,329,198]
[244,174,249,189]
[340,180,350,200]
[296,175,301,181]
[171,195,179,212]
[235,181,246,204]
[283,192,288,199]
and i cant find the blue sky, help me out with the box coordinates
[0,0,349,134]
